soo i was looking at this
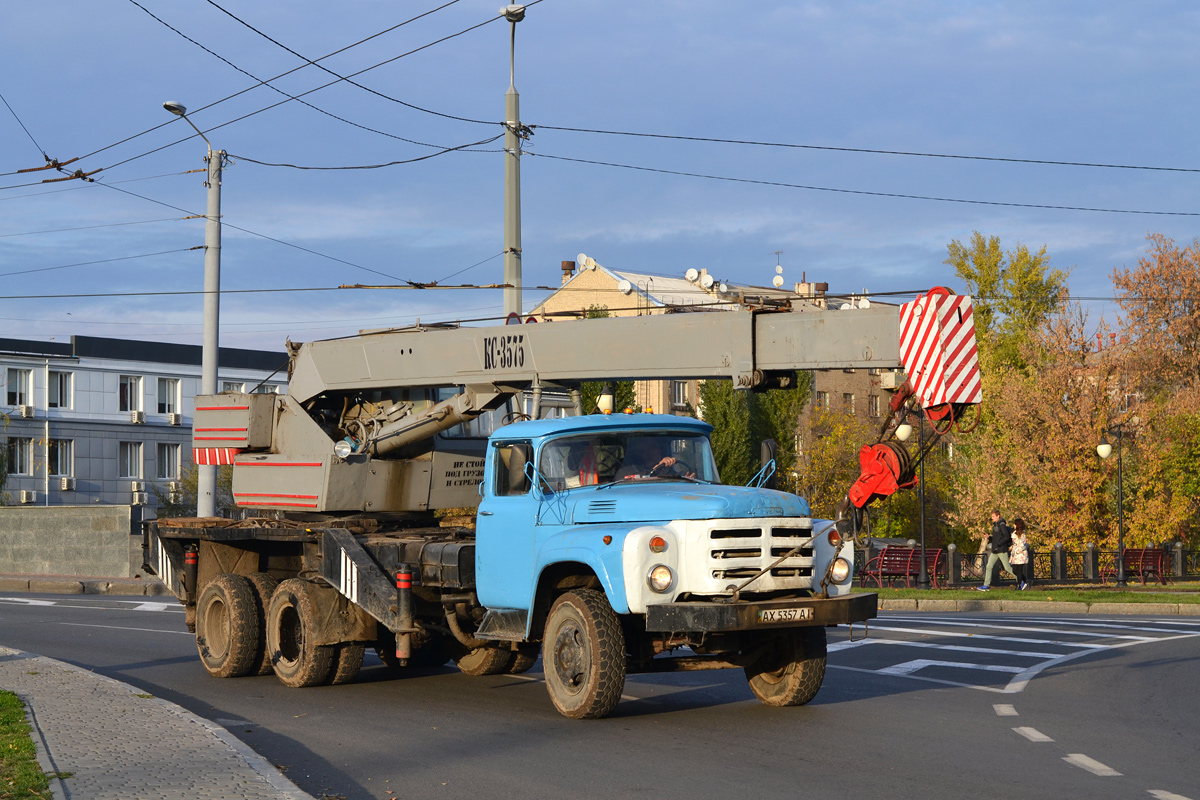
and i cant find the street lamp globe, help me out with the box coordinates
[1097,442,1113,459]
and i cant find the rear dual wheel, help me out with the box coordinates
[195,574,259,678]
[267,579,337,687]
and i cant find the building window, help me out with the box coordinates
[671,381,688,410]
[252,384,279,394]
[48,371,72,409]
[6,438,32,474]
[222,381,244,393]
[156,443,180,480]
[815,391,829,410]
[6,368,32,406]
[843,393,856,415]
[119,375,142,412]
[157,378,179,414]
[118,442,143,479]
[48,439,73,476]
[868,395,880,417]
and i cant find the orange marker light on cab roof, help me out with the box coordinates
[649,536,667,553]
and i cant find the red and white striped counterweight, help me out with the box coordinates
[899,287,982,414]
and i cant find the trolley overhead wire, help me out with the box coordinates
[527,151,1200,216]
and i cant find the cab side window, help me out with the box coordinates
[494,442,532,497]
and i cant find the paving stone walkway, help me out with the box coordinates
[0,645,313,800]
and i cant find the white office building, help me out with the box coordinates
[2,336,286,509]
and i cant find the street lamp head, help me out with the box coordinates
[501,4,525,22]
[162,100,188,117]
[1097,442,1113,459]
[894,423,914,442]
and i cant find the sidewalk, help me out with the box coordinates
[0,573,171,596]
[0,644,314,800]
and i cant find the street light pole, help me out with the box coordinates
[164,101,223,518]
[917,411,930,588]
[501,5,525,319]
[1096,426,1127,587]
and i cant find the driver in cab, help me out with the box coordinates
[617,438,680,480]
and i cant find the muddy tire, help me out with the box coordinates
[453,645,513,676]
[744,626,827,707]
[543,589,626,719]
[266,579,336,688]
[195,574,259,679]
[506,642,540,674]
[328,643,365,685]
[244,572,279,675]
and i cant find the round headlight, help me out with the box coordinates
[333,439,353,460]
[647,565,674,593]
[829,557,851,584]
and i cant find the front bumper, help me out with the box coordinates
[645,592,877,632]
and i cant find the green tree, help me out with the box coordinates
[154,462,235,518]
[945,231,1068,370]
[698,376,810,488]
[577,305,637,413]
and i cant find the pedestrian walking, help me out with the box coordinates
[1010,518,1031,590]
[977,510,1014,590]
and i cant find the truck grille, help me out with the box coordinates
[706,524,814,584]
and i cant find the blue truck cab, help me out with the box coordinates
[473,413,876,718]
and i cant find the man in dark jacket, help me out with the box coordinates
[978,510,1014,590]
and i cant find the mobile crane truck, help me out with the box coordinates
[147,287,980,718]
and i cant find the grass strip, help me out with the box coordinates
[0,689,52,799]
[854,582,1200,604]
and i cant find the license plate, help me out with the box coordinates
[757,606,814,624]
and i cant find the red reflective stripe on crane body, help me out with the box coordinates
[195,405,250,411]
[192,447,241,465]
[233,461,322,467]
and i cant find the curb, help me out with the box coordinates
[878,598,1200,615]
[0,575,170,596]
[21,697,67,800]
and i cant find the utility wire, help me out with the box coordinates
[0,248,199,279]
[230,133,502,169]
[0,171,188,202]
[126,0,458,150]
[1,92,47,161]
[200,0,494,126]
[77,3,504,174]
[0,217,185,238]
[533,124,1200,175]
[528,152,1200,217]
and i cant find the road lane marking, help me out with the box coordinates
[877,659,1024,676]
[0,597,184,614]
[1012,727,1053,742]
[868,624,1108,650]
[851,637,1061,659]
[0,597,56,606]
[882,617,1157,642]
[1148,791,1194,800]
[115,601,178,612]
[1063,754,1121,776]
[993,704,1017,716]
[60,622,192,636]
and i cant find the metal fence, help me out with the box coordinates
[856,542,1200,587]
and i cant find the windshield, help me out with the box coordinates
[539,430,720,490]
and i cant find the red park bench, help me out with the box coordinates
[1102,546,1170,585]
[861,546,946,589]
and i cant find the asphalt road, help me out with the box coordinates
[2,594,1197,800]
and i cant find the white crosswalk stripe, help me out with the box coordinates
[829,612,1200,694]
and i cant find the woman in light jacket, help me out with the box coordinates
[1010,518,1031,590]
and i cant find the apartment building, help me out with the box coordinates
[2,335,285,509]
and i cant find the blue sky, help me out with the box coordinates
[3,1,1198,349]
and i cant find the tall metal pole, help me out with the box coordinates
[917,412,929,588]
[1116,426,1126,587]
[197,145,223,518]
[502,6,525,318]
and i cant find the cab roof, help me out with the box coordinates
[490,413,712,441]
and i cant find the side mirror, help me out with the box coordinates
[760,439,778,490]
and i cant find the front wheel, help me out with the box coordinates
[543,589,626,719]
[743,627,827,707]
